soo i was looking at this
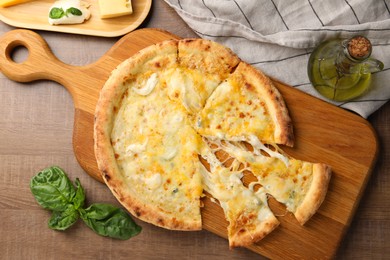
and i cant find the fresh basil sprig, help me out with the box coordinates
[49,7,83,19]
[30,166,141,239]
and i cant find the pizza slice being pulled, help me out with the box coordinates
[199,141,279,248]
[205,137,331,226]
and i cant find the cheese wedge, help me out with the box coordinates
[0,0,33,7]
[98,0,133,19]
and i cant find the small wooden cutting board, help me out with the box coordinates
[0,28,378,259]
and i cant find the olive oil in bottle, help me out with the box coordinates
[308,36,383,102]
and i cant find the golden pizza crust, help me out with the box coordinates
[178,38,241,80]
[228,214,279,248]
[294,163,332,225]
[234,62,294,146]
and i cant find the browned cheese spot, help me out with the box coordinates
[238,228,246,234]
[134,207,142,217]
[245,83,255,92]
[103,170,110,181]
[157,218,164,226]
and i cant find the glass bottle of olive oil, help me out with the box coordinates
[308,36,384,101]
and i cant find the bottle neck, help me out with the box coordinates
[336,36,372,74]
[342,36,372,62]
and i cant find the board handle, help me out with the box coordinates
[0,29,73,83]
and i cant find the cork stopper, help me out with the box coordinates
[347,36,372,60]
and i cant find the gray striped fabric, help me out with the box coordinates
[164,0,390,118]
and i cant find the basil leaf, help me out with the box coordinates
[72,178,85,210]
[48,204,79,231]
[80,203,142,240]
[30,166,76,211]
[80,203,119,220]
[66,7,82,16]
[49,7,65,19]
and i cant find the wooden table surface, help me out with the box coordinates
[0,1,389,259]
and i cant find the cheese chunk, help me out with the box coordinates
[0,0,32,7]
[98,0,133,19]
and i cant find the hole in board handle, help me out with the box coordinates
[5,41,29,64]
[10,45,29,64]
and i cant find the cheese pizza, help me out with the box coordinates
[94,38,331,247]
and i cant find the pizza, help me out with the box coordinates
[94,38,331,248]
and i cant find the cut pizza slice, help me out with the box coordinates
[200,141,279,248]
[94,40,204,230]
[207,136,332,225]
[196,61,294,146]
[165,39,241,115]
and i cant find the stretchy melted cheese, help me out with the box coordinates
[200,143,279,248]
[206,137,313,214]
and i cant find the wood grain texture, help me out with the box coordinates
[0,0,389,259]
[0,27,379,259]
[0,0,151,37]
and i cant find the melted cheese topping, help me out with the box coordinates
[132,73,158,96]
[164,67,221,115]
[196,78,274,142]
[112,72,203,219]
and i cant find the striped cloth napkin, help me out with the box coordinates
[164,0,390,118]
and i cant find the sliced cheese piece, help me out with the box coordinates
[0,0,32,7]
[98,0,133,19]
[132,72,158,96]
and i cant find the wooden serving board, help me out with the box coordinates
[0,0,151,37]
[0,29,378,259]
